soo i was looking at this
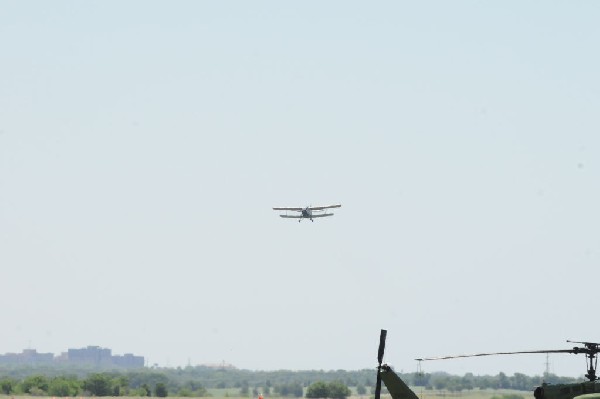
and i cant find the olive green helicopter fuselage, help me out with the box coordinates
[535,382,600,399]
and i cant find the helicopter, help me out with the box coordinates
[375,330,600,399]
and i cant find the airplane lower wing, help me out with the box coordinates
[310,213,334,218]
[279,213,334,219]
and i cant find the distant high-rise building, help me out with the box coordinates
[112,353,144,368]
[67,346,113,366]
[0,346,144,368]
[0,349,54,365]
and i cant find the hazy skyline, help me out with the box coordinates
[1,1,599,379]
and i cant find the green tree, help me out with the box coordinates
[432,376,448,390]
[113,375,129,396]
[141,383,152,397]
[0,378,16,394]
[498,372,510,389]
[22,375,49,394]
[240,380,250,396]
[326,381,351,399]
[460,373,474,390]
[83,373,113,396]
[305,381,350,399]
[48,376,80,397]
[512,373,529,390]
[289,382,303,397]
[155,382,168,397]
[356,384,367,395]
[29,387,47,396]
[447,380,462,393]
[306,381,329,398]
[275,382,303,397]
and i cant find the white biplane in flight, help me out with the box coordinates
[272,204,341,222]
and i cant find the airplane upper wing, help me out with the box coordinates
[308,204,341,211]
[380,365,420,399]
[272,207,303,211]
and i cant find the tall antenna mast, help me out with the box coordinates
[543,353,550,383]
[417,361,424,399]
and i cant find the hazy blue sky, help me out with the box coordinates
[1,1,599,378]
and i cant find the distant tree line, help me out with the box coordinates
[0,364,582,397]
[403,371,577,392]
[0,373,179,397]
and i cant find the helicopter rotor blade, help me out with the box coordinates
[416,349,574,362]
[378,330,387,365]
[375,372,382,399]
[375,329,387,399]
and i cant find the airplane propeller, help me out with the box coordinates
[375,329,387,399]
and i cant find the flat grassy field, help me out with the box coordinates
[402,388,529,399]
[0,389,531,399]
[202,387,530,399]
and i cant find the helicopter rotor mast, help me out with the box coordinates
[566,340,600,381]
[416,341,600,382]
